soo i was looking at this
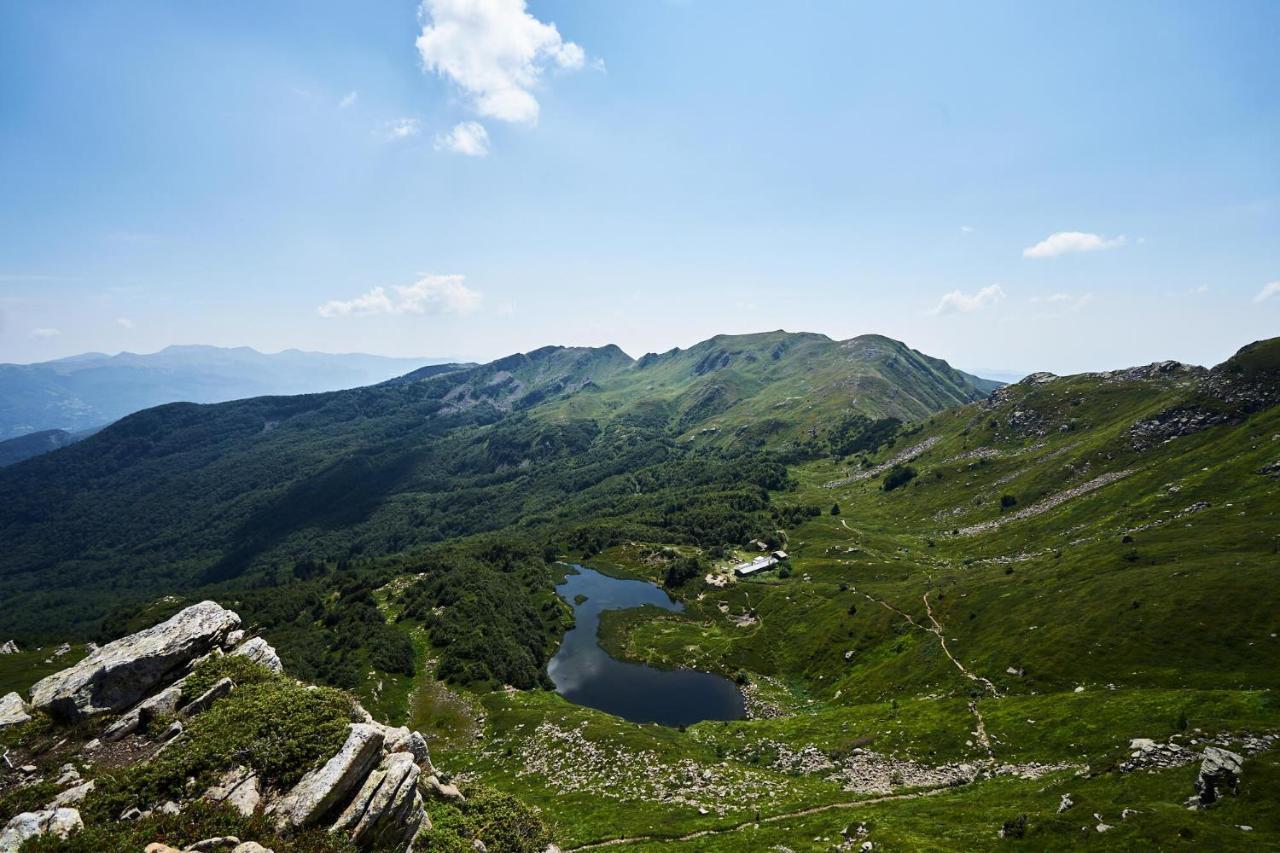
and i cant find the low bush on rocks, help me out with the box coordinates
[181,654,279,700]
[19,800,354,852]
[83,664,356,822]
[0,780,59,820]
[419,785,552,852]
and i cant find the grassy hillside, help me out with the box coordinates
[447,338,1275,848]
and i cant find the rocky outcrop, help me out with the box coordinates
[203,766,262,817]
[1193,747,1243,806]
[6,604,436,852]
[1129,405,1235,449]
[372,722,432,770]
[0,808,83,852]
[28,601,241,720]
[102,683,184,741]
[332,752,426,851]
[271,724,385,829]
[0,640,19,654]
[0,692,31,729]
[1119,737,1199,772]
[230,637,283,673]
[179,677,234,718]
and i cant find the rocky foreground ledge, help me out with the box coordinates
[0,602,502,853]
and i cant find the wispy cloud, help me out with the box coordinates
[1022,231,1126,259]
[318,274,482,318]
[339,91,358,109]
[435,121,491,157]
[30,327,60,338]
[383,118,421,140]
[960,225,975,235]
[931,284,1006,315]
[116,317,135,329]
[1032,292,1094,312]
[416,0,592,125]
[1254,281,1280,304]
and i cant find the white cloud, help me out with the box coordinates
[1190,284,1210,295]
[960,225,975,234]
[1022,231,1127,259]
[435,121,491,156]
[1254,281,1280,304]
[384,118,421,140]
[116,317,135,329]
[339,91,358,109]
[318,274,482,318]
[30,327,60,338]
[1031,291,1094,312]
[931,284,1006,316]
[416,0,590,125]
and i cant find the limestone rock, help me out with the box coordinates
[28,601,241,720]
[0,808,83,852]
[333,751,426,850]
[1194,746,1243,806]
[184,837,240,851]
[232,844,273,853]
[102,683,184,741]
[224,629,246,648]
[203,766,262,817]
[50,780,95,807]
[0,641,18,655]
[179,677,234,718]
[373,722,432,770]
[145,845,181,853]
[230,637,283,673]
[271,723,384,829]
[424,774,465,802]
[0,692,31,729]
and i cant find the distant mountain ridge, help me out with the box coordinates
[0,345,449,440]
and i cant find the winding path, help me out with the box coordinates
[564,784,961,850]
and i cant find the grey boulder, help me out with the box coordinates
[203,766,262,817]
[332,752,426,851]
[230,637,283,673]
[102,683,184,741]
[271,724,384,829]
[0,692,31,729]
[0,808,83,852]
[28,601,241,720]
[1195,746,1244,805]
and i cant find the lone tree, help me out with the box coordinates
[1000,494,1018,510]
[830,502,841,516]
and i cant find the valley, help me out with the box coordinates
[2,331,1278,850]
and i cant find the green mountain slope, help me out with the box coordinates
[449,338,1278,849]
[0,332,992,639]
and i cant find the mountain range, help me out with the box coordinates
[0,331,997,637]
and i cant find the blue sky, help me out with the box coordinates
[1,0,1277,375]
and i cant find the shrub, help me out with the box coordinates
[830,502,841,516]
[882,465,917,492]
[419,785,552,853]
[83,670,356,823]
[181,654,279,700]
[21,801,354,853]
[1000,494,1018,509]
